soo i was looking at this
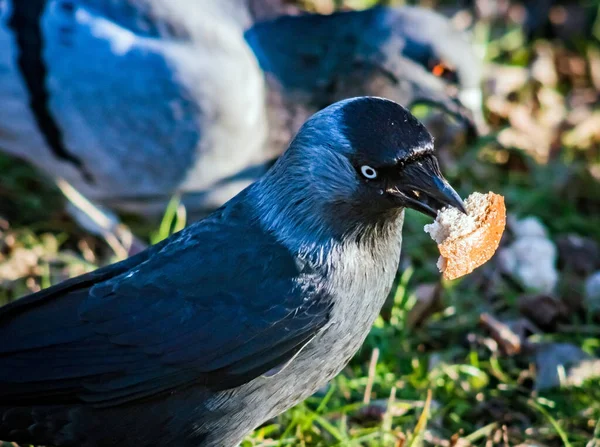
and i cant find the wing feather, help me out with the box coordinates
[0,208,332,407]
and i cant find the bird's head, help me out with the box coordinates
[256,97,465,244]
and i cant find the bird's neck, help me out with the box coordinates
[250,170,405,269]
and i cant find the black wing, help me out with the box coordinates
[0,201,332,407]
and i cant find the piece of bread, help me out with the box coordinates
[424,192,506,280]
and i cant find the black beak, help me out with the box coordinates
[388,155,466,219]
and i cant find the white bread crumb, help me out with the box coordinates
[424,192,490,244]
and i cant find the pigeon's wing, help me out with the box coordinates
[0,0,202,197]
[0,206,332,407]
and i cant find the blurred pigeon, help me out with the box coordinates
[0,97,466,447]
[0,1,480,244]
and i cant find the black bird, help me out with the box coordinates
[0,1,479,245]
[0,97,465,447]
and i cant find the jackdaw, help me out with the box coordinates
[0,97,465,446]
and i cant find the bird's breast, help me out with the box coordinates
[319,229,404,362]
[272,218,406,394]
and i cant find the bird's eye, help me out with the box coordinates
[360,165,378,179]
[431,62,449,77]
[429,60,458,84]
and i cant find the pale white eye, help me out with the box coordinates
[360,165,377,179]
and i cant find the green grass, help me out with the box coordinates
[1,0,599,446]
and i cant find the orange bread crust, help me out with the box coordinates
[438,192,506,280]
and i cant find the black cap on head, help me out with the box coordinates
[340,97,434,167]
[331,97,465,218]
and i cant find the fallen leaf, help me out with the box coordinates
[479,313,522,356]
